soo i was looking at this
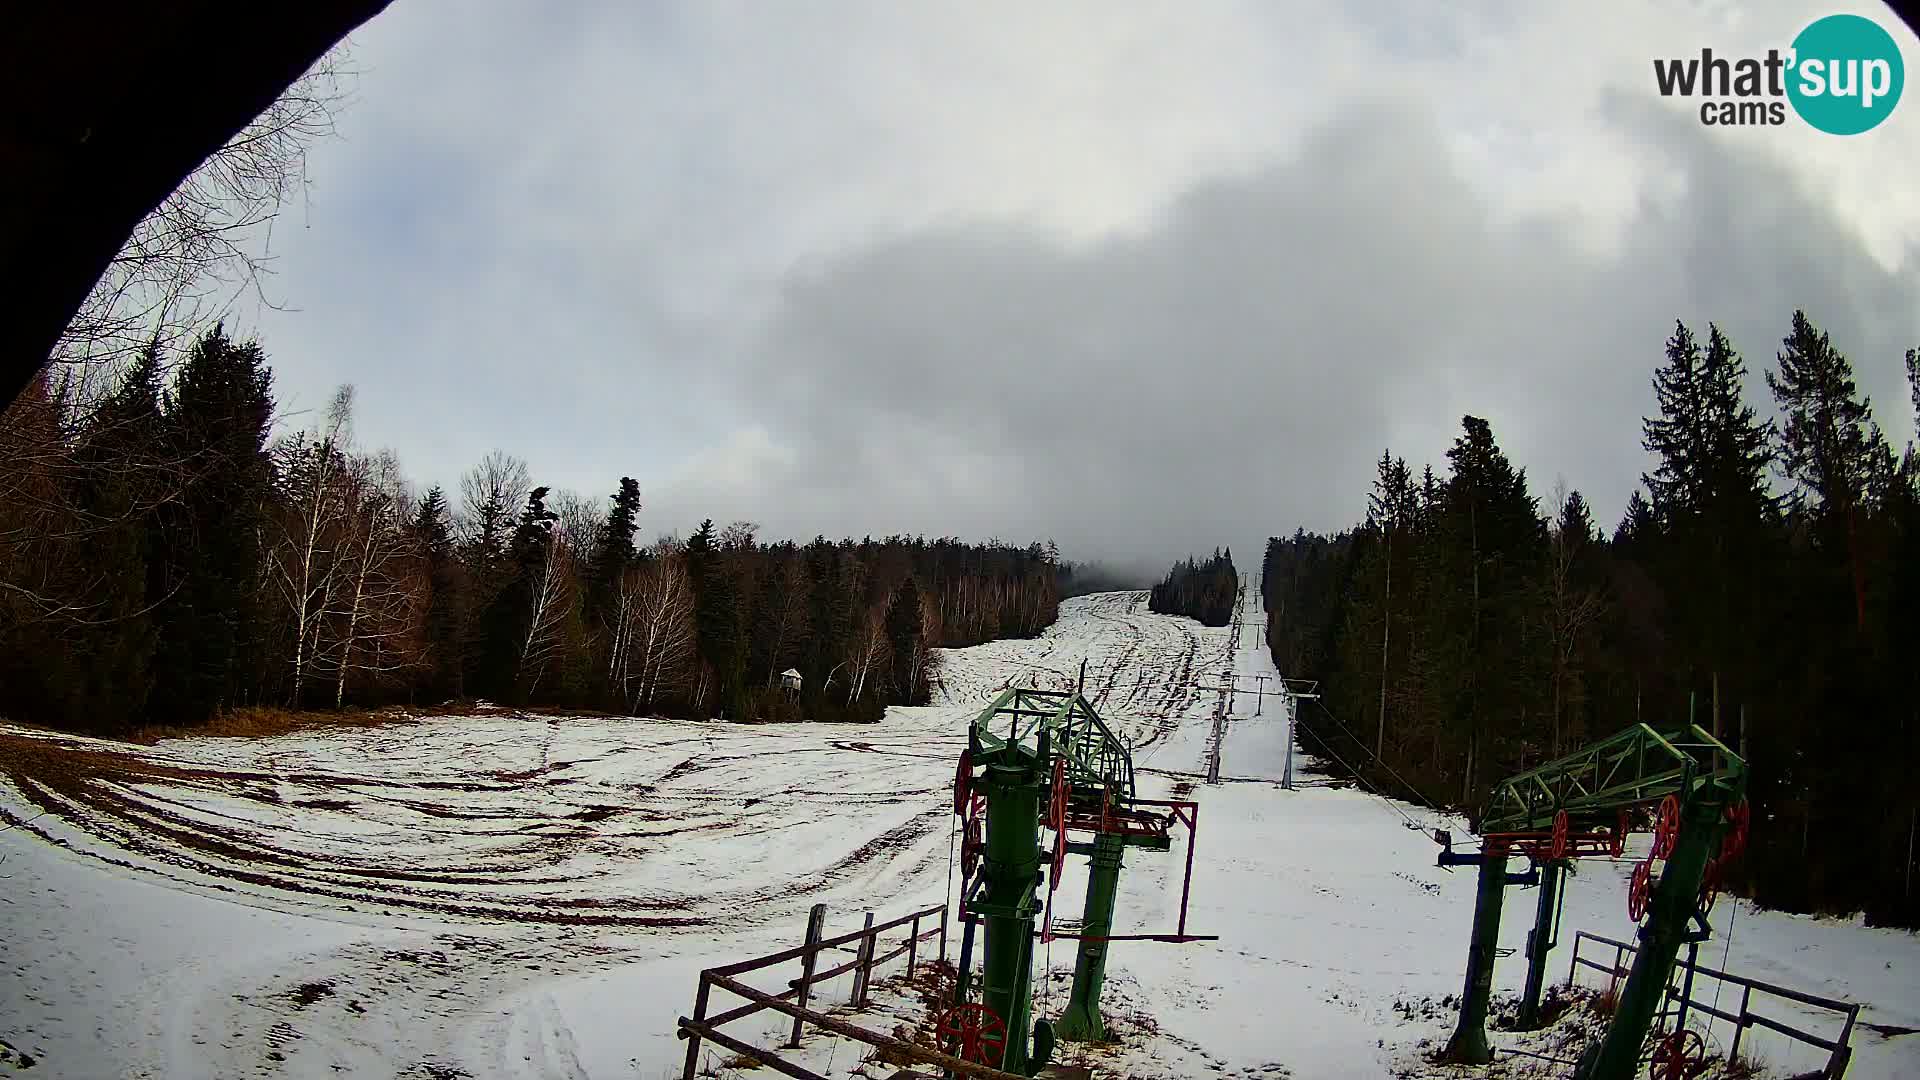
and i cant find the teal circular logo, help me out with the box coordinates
[1787,14,1904,135]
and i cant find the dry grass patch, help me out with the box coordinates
[126,705,421,744]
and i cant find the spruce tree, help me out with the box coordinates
[413,486,465,701]
[886,575,925,704]
[147,325,275,722]
[1614,490,1658,548]
[65,344,167,729]
[1767,310,1893,630]
[685,519,745,718]
[1640,321,1776,730]
[475,486,556,702]
[1438,415,1546,798]
[1642,321,1706,523]
[586,477,640,628]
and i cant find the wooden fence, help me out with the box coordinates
[1566,929,1861,1078]
[677,901,1027,1080]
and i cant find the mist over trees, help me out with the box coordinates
[0,326,1065,734]
[1054,556,1156,599]
[1263,310,1920,928]
[1149,550,1238,626]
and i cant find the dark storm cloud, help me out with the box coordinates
[678,95,1920,567]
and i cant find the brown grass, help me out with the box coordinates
[125,705,420,745]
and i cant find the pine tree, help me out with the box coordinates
[474,486,557,703]
[1640,321,1777,731]
[413,486,465,701]
[1767,310,1894,631]
[685,519,745,718]
[886,575,926,704]
[1614,490,1658,547]
[147,325,275,722]
[586,477,640,627]
[64,344,167,729]
[1438,415,1547,797]
[1642,321,1707,523]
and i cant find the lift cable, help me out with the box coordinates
[945,805,959,921]
[1289,715,1430,834]
[1708,896,1741,1021]
[1306,696,1444,817]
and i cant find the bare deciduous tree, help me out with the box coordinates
[325,450,420,706]
[517,527,576,699]
[48,53,356,398]
[623,544,697,712]
[846,609,891,705]
[549,489,604,561]
[270,385,353,704]
[458,450,531,567]
[761,558,811,688]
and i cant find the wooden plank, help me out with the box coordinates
[708,973,1029,1080]
[709,904,942,978]
[789,903,828,1048]
[677,1018,832,1080]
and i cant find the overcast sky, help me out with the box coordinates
[239,1,1920,574]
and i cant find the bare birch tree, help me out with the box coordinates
[846,608,891,705]
[517,528,576,699]
[326,450,421,706]
[626,546,697,712]
[270,385,353,704]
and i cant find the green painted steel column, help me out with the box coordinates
[980,764,1042,1074]
[1054,830,1126,1041]
[1576,800,1721,1080]
[1516,858,1563,1029]
[1442,842,1510,1064]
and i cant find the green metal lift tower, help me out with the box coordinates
[944,687,1210,1075]
[1434,722,1748,1080]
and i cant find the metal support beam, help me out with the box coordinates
[1576,797,1726,1080]
[978,765,1042,1074]
[1054,831,1126,1042]
[1517,859,1564,1029]
[1441,842,1510,1064]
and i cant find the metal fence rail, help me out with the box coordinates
[1566,930,1861,1078]
[678,901,1024,1080]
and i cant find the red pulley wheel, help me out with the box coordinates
[1650,1027,1706,1080]
[1551,809,1570,860]
[1698,856,1721,914]
[936,1002,1008,1066]
[961,815,983,878]
[1722,800,1750,861]
[1628,859,1653,922]
[1050,756,1069,834]
[954,749,973,816]
[1653,795,1681,860]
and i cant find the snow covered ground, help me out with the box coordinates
[1,587,1914,1079]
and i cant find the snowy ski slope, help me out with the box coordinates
[0,586,1914,1079]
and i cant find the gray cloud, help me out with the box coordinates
[656,94,1920,566]
[244,2,1920,572]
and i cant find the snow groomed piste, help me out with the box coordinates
[1,585,1915,1078]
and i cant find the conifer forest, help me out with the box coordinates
[1264,311,1920,928]
[0,327,1068,735]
